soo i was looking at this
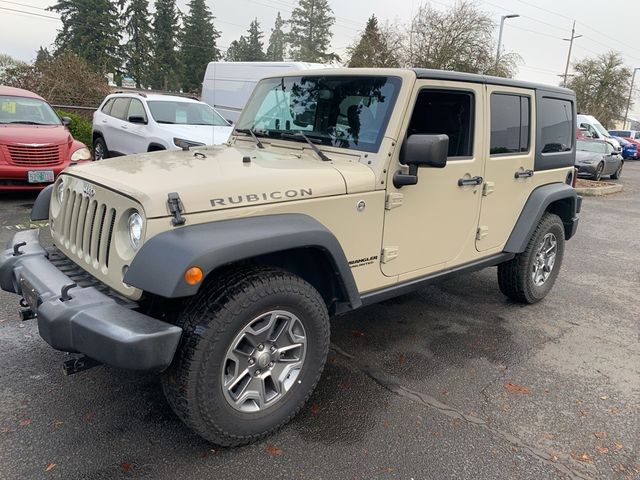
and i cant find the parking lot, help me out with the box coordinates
[0,164,638,480]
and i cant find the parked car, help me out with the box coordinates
[611,136,637,159]
[577,114,621,152]
[619,136,640,157]
[92,92,233,160]
[0,86,91,190]
[575,139,623,180]
[201,62,335,122]
[608,129,640,140]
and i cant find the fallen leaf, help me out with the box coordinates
[574,453,593,464]
[596,446,609,454]
[543,432,555,440]
[45,463,56,472]
[121,463,131,473]
[504,383,531,395]
[613,442,624,450]
[265,445,283,456]
[84,412,95,421]
[551,455,559,462]
[600,395,608,400]
[579,410,588,417]
[351,330,364,337]
[310,403,320,415]
[593,432,607,439]
[609,407,620,414]
[618,464,626,471]
[19,419,32,427]
[339,381,351,390]
[1,426,11,433]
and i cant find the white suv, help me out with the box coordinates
[92,92,234,160]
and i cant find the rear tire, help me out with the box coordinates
[497,213,565,304]
[162,267,330,446]
[93,137,109,160]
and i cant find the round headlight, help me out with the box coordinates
[71,147,91,162]
[128,211,143,250]
[56,180,65,204]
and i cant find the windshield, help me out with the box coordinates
[147,101,229,126]
[577,140,606,153]
[592,121,610,137]
[0,95,61,125]
[236,75,402,153]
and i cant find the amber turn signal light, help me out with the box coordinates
[184,266,203,285]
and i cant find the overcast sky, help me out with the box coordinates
[2,0,639,117]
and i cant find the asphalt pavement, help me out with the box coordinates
[0,164,639,480]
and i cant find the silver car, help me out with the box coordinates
[575,139,623,181]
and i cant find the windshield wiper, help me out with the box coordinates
[281,132,331,162]
[156,120,175,124]
[234,127,265,149]
[7,121,46,125]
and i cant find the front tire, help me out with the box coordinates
[593,162,604,181]
[162,267,330,446]
[610,162,623,179]
[497,213,565,304]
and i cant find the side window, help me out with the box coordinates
[408,89,474,158]
[490,93,530,155]
[110,98,131,120]
[127,99,147,122]
[101,99,114,115]
[606,143,614,154]
[541,98,573,153]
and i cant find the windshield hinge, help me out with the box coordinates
[385,192,404,210]
[167,192,186,226]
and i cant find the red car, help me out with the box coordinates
[0,86,91,191]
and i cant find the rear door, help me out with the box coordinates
[476,86,535,252]
[105,97,131,155]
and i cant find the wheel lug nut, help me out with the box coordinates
[255,369,261,375]
[248,357,255,365]
[258,343,264,351]
[270,346,276,353]
[269,361,275,368]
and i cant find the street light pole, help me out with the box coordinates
[496,14,520,63]
[623,67,640,130]
[562,21,582,87]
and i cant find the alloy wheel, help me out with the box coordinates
[531,232,557,286]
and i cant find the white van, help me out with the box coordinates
[577,114,621,151]
[201,62,333,123]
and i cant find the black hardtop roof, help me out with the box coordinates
[411,68,573,96]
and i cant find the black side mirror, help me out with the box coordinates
[61,116,71,126]
[128,115,147,124]
[394,134,449,188]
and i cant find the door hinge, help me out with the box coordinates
[385,192,404,210]
[476,226,489,240]
[482,181,495,196]
[167,192,186,226]
[381,246,399,263]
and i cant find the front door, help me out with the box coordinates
[476,85,535,251]
[381,81,485,278]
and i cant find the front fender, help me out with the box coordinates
[123,213,360,308]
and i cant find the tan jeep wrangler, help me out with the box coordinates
[0,68,580,446]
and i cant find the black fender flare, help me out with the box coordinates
[147,143,166,151]
[504,183,581,254]
[31,184,53,221]
[124,213,361,310]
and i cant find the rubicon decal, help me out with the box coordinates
[210,188,313,207]
[348,255,378,268]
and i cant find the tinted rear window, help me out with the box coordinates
[540,98,573,153]
[101,98,114,115]
[490,93,530,155]
[110,98,131,120]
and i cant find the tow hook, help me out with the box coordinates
[62,353,101,376]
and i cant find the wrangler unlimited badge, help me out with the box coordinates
[210,188,313,207]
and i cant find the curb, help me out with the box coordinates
[574,183,623,196]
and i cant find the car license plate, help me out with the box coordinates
[19,277,40,310]
[27,170,55,183]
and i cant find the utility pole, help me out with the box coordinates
[562,21,582,87]
[496,14,520,63]
[623,68,640,129]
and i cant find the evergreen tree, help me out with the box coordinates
[36,47,52,64]
[347,15,399,68]
[225,38,249,62]
[288,0,335,62]
[181,0,221,93]
[266,12,286,61]
[122,0,153,88]
[48,0,121,74]
[244,19,266,61]
[151,0,181,90]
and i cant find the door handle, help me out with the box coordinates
[121,125,128,130]
[101,119,107,123]
[458,176,483,186]
[514,169,534,179]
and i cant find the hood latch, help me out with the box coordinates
[167,192,186,226]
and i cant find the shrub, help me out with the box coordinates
[56,109,92,150]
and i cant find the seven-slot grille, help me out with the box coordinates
[3,144,63,166]
[57,189,117,271]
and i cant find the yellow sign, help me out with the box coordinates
[1,101,16,114]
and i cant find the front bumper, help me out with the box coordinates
[576,164,598,176]
[0,229,182,372]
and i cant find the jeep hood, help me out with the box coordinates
[66,145,375,217]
